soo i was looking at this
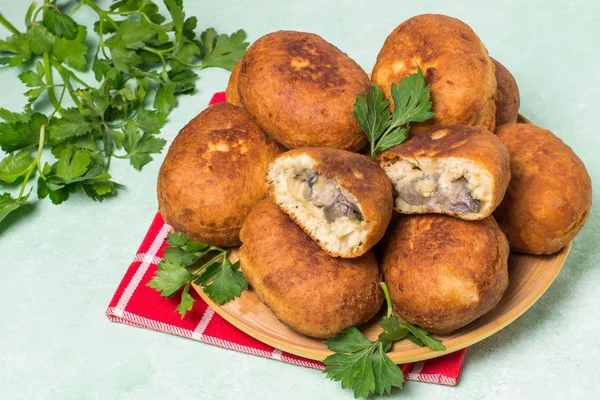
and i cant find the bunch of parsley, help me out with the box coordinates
[0,0,248,224]
[323,283,446,398]
[147,231,248,317]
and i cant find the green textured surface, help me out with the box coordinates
[1,1,599,399]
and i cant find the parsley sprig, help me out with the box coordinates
[147,232,248,317]
[354,66,435,160]
[0,0,248,225]
[323,282,446,398]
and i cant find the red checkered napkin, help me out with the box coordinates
[105,92,467,386]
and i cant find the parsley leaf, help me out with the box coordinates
[374,127,409,155]
[165,232,190,247]
[0,121,36,153]
[378,315,408,343]
[389,66,435,125]
[43,9,79,40]
[405,333,426,347]
[147,232,248,317]
[109,47,142,74]
[0,191,30,224]
[200,28,249,71]
[0,33,32,66]
[166,69,198,94]
[164,0,185,41]
[372,342,405,395]
[18,70,44,88]
[38,151,122,205]
[36,178,71,205]
[171,39,201,72]
[195,260,248,305]
[353,66,435,159]
[353,83,391,146]
[136,110,166,134]
[154,84,177,115]
[0,113,45,152]
[52,27,88,71]
[26,25,53,55]
[55,148,91,182]
[122,121,166,170]
[324,344,377,399]
[0,151,33,184]
[50,109,93,140]
[147,260,193,297]
[403,321,446,351]
[105,20,156,50]
[176,283,196,317]
[325,326,374,353]
[85,181,120,202]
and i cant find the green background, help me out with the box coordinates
[1,0,598,399]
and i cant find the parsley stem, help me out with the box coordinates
[171,56,205,69]
[31,4,54,24]
[18,125,46,199]
[189,251,227,275]
[380,282,394,318]
[107,9,156,27]
[82,0,117,61]
[55,71,82,109]
[49,56,92,90]
[33,125,46,180]
[95,19,109,60]
[42,52,62,111]
[50,84,67,118]
[83,0,119,29]
[143,46,168,74]
[67,69,91,89]
[50,58,82,109]
[107,120,129,129]
[67,0,85,17]
[0,13,21,35]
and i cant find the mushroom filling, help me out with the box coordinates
[397,175,480,213]
[294,170,364,223]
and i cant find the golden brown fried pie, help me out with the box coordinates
[382,214,509,335]
[239,199,383,339]
[492,58,520,126]
[378,125,510,220]
[225,58,243,107]
[372,14,497,133]
[267,147,393,258]
[157,103,283,247]
[494,124,592,254]
[238,30,371,151]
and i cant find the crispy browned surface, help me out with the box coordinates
[225,58,243,107]
[239,199,383,339]
[382,214,509,335]
[378,125,511,218]
[372,14,497,134]
[269,147,393,257]
[492,58,520,126]
[494,124,592,254]
[238,31,370,151]
[157,103,283,246]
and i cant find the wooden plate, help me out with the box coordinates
[194,113,571,363]
[193,243,570,363]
